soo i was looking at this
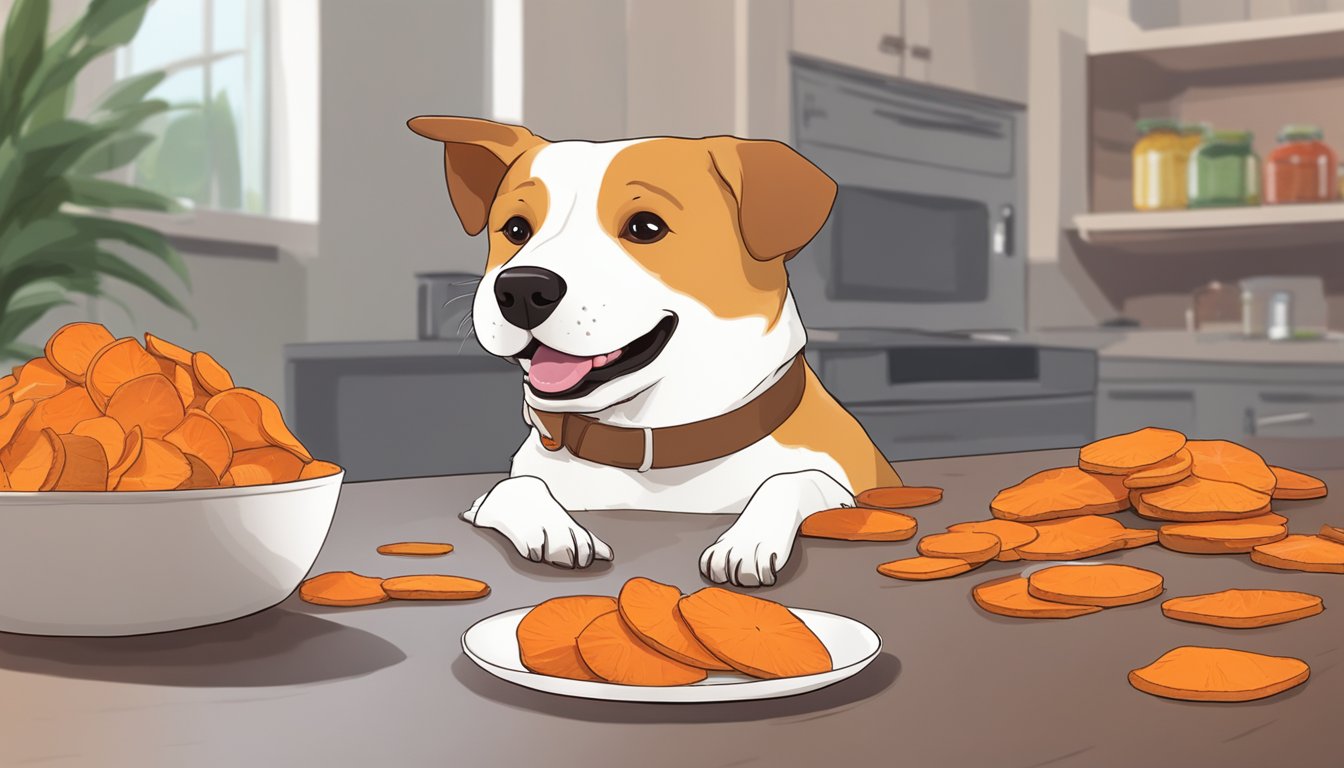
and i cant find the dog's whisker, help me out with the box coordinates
[456,311,474,336]
[449,278,482,287]
[441,292,474,310]
[457,326,478,355]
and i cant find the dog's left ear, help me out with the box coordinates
[407,116,546,236]
[706,138,838,262]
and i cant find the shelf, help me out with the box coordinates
[1087,10,1344,72]
[1073,202,1344,252]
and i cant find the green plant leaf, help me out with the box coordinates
[93,249,192,319]
[80,0,153,48]
[0,216,83,272]
[0,342,44,363]
[70,131,155,176]
[135,108,209,205]
[68,215,190,287]
[209,90,243,209]
[67,176,182,213]
[94,70,165,113]
[0,0,49,130]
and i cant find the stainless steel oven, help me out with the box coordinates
[789,56,1026,332]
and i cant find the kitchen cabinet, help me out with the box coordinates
[791,0,1028,104]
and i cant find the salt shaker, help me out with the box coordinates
[1267,291,1293,341]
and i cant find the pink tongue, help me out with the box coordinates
[528,344,596,394]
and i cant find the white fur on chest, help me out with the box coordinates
[509,428,851,514]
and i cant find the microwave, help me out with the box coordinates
[788,56,1026,333]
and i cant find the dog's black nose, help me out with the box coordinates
[494,267,567,330]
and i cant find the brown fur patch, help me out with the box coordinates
[772,365,901,493]
[484,145,549,274]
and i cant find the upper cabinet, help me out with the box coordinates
[791,0,1028,104]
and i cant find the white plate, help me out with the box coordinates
[461,605,882,703]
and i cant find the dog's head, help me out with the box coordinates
[408,117,836,416]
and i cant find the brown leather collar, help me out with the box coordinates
[528,353,807,471]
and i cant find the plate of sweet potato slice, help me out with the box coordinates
[462,577,881,703]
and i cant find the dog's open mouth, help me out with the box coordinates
[515,315,677,400]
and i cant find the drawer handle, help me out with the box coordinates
[1244,408,1313,436]
[879,34,905,55]
[910,44,932,60]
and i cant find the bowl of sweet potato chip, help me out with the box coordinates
[0,323,343,636]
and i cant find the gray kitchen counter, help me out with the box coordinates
[1008,328,1344,367]
[2,448,1341,767]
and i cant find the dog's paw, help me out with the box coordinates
[469,476,613,569]
[461,493,487,523]
[699,529,789,588]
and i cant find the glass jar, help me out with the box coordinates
[1189,131,1260,207]
[1264,124,1339,204]
[1132,118,1186,211]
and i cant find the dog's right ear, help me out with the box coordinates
[407,116,545,236]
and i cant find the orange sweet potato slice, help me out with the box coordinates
[1250,535,1344,574]
[231,446,305,484]
[115,437,192,491]
[299,459,342,480]
[104,373,185,440]
[1128,646,1310,702]
[224,464,272,487]
[299,571,388,607]
[1321,524,1344,546]
[163,408,233,478]
[205,388,311,459]
[1134,477,1271,522]
[1015,515,1144,561]
[1157,521,1287,554]
[991,466,1130,522]
[1186,440,1276,495]
[71,416,125,468]
[799,507,917,542]
[25,386,101,436]
[1027,564,1164,607]
[1161,589,1324,629]
[4,427,62,491]
[1079,427,1186,475]
[877,555,976,581]
[45,323,116,383]
[518,595,619,681]
[0,373,14,397]
[12,358,69,402]
[916,531,1001,563]
[85,338,160,410]
[377,542,454,556]
[169,365,197,409]
[617,577,731,671]
[0,398,33,449]
[50,432,109,491]
[192,351,236,395]
[1123,448,1192,489]
[1270,466,1327,500]
[179,453,219,488]
[381,575,489,600]
[144,332,193,367]
[972,575,1103,619]
[947,519,1039,561]
[106,426,143,490]
[577,611,707,686]
[854,486,942,510]
[678,587,831,679]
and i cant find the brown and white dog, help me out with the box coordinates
[408,117,901,587]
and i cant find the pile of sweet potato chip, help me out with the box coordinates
[0,322,338,491]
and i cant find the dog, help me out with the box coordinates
[408,116,902,587]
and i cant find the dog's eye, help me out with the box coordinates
[621,212,668,244]
[500,216,532,246]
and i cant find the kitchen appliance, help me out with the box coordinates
[416,271,480,340]
[1240,276,1327,339]
[789,56,1026,332]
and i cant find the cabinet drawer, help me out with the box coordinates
[1246,389,1344,439]
[1097,386,1197,438]
[851,396,1095,461]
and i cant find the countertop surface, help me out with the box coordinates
[5,448,1341,768]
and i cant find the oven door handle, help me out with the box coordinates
[992,205,1014,257]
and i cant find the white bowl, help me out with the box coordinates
[0,471,343,636]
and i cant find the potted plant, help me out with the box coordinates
[0,0,191,362]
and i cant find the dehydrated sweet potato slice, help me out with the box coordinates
[163,408,232,478]
[144,332,193,367]
[4,428,62,491]
[1157,521,1287,554]
[877,555,976,581]
[991,467,1130,522]
[45,323,116,384]
[0,373,14,397]
[947,519,1039,561]
[0,398,32,449]
[1079,427,1186,475]
[854,485,942,510]
[1128,646,1309,702]
[1270,466,1327,500]
[205,388,311,459]
[192,350,235,395]
[617,577,731,671]
[104,373,185,440]
[25,386,101,436]
[1134,477,1271,522]
[224,464,272,487]
[1321,524,1344,546]
[381,575,489,600]
[1015,515,1138,561]
[299,459,341,480]
[377,542,454,556]
[50,433,109,491]
[12,358,69,402]
[917,531,1001,563]
[170,364,197,409]
[799,507,917,542]
[1250,535,1344,574]
[179,453,219,488]
[1027,564,1164,607]
[299,571,388,607]
[1161,589,1323,629]
[106,426,143,490]
[1123,448,1193,489]
[972,576,1103,619]
[678,587,831,679]
[231,446,305,484]
[577,611,707,686]
[70,416,125,468]
[85,338,160,410]
[518,595,619,681]
[116,437,192,491]
[1186,440,1276,495]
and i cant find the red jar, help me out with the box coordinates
[1264,124,1339,204]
